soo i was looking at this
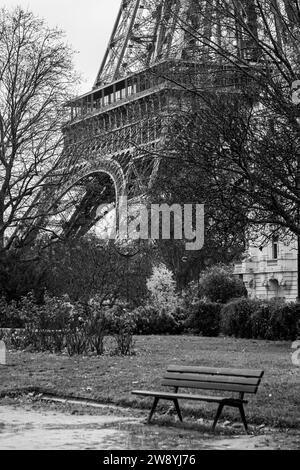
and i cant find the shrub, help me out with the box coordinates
[132,305,184,335]
[132,305,158,335]
[18,292,49,351]
[250,303,271,339]
[221,298,300,341]
[15,292,76,353]
[1,293,138,356]
[137,264,188,335]
[104,305,136,356]
[146,264,179,312]
[247,299,300,341]
[182,281,201,306]
[171,306,189,334]
[221,298,259,338]
[64,302,90,356]
[0,328,27,350]
[199,265,247,304]
[266,301,300,341]
[86,302,110,356]
[0,293,88,355]
[42,295,71,353]
[0,297,24,328]
[187,301,222,337]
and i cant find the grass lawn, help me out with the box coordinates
[0,336,299,429]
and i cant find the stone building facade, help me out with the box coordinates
[234,239,298,302]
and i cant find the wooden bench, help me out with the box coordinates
[132,365,264,433]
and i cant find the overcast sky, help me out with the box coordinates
[2,0,121,92]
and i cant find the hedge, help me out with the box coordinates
[221,298,300,341]
[186,301,222,337]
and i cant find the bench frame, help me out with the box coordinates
[132,366,264,433]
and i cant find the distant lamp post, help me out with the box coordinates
[291,80,300,301]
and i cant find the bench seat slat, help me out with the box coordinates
[163,373,261,386]
[132,390,247,404]
[167,366,264,379]
[161,379,258,394]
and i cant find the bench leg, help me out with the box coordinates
[173,399,183,422]
[148,397,159,424]
[238,404,249,434]
[212,403,225,432]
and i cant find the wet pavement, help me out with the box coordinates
[0,405,142,450]
[0,403,299,450]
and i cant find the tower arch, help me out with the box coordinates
[49,157,127,240]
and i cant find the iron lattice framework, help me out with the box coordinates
[95,0,188,87]
[16,0,296,244]
[95,0,259,87]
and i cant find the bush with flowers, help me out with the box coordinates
[0,292,136,356]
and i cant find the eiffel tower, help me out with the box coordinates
[21,0,265,243]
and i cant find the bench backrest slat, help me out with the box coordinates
[163,373,261,387]
[163,366,264,395]
[161,379,258,394]
[167,366,264,379]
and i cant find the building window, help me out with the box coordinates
[272,237,279,260]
